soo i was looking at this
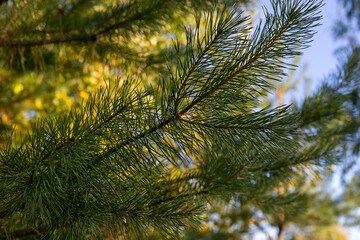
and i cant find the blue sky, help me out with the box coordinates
[254,1,359,239]
[257,0,343,100]
[299,0,340,82]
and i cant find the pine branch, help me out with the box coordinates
[174,27,225,111]
[0,8,21,39]
[249,150,330,173]
[0,210,194,239]
[0,1,160,47]
[179,117,272,131]
[150,154,258,207]
[299,53,358,128]
[98,12,299,162]
[221,154,257,184]
[0,34,98,47]
[175,16,295,117]
[27,104,129,184]
[115,210,194,218]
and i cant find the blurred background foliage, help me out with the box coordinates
[0,0,252,140]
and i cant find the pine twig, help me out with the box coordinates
[27,104,129,184]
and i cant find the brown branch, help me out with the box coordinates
[0,34,98,47]
[0,226,49,240]
[115,209,194,218]
[0,2,154,47]
[222,154,258,185]
[179,117,271,131]
[87,104,129,134]
[0,9,21,39]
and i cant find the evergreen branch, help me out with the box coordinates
[150,190,210,208]
[99,12,297,161]
[28,104,129,184]
[179,117,271,131]
[203,161,226,188]
[150,154,258,207]
[299,110,341,129]
[72,209,195,218]
[87,104,130,134]
[92,0,168,39]
[39,137,77,165]
[115,209,194,218]
[0,209,194,239]
[0,1,325,238]
[1,140,26,175]
[0,34,98,47]
[299,56,358,128]
[45,104,128,161]
[250,151,330,173]
[1,159,21,174]
[174,27,225,111]
[176,13,295,116]
[98,27,227,157]
[0,3,156,47]
[221,154,258,184]
[96,1,140,28]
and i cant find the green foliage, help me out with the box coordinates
[0,0,250,137]
[2,0,360,239]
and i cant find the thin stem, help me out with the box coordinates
[222,154,258,185]
[250,151,329,173]
[179,117,271,131]
[115,210,194,218]
[0,8,21,39]
[0,3,157,47]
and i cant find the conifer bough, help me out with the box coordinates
[0,0,323,239]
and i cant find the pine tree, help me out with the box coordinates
[3,0,358,239]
